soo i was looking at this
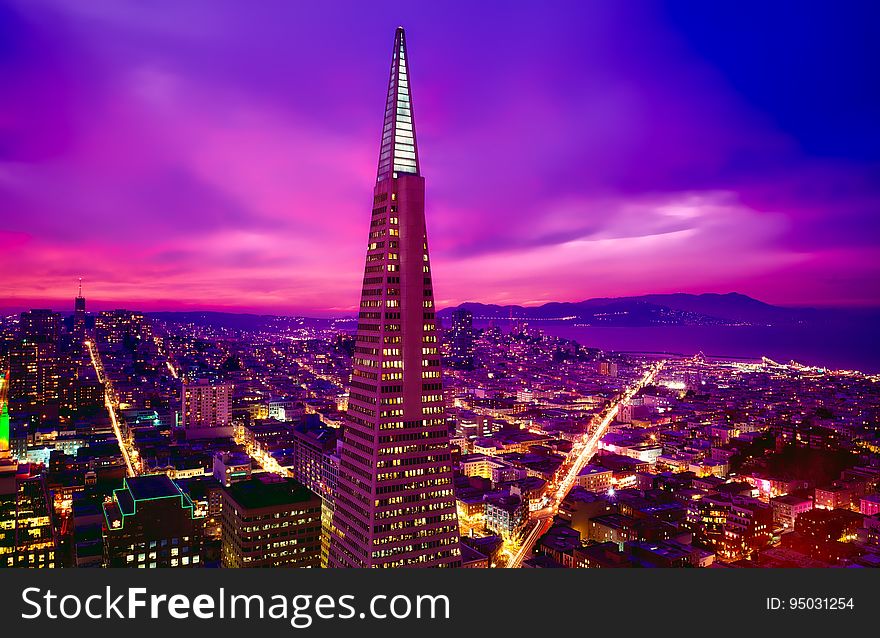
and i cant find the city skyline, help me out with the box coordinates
[3,1,880,314]
[2,0,880,586]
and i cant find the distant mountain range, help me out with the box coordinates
[142,293,876,331]
[439,293,825,327]
[147,312,346,332]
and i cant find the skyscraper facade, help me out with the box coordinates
[448,309,475,370]
[73,279,87,341]
[18,309,62,346]
[220,475,322,568]
[329,27,461,567]
[9,342,60,411]
[180,379,233,439]
[0,465,58,568]
[0,374,9,458]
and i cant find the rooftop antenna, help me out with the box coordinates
[78,277,83,297]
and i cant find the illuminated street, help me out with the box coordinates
[506,361,665,567]
[86,340,137,477]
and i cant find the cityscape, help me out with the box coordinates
[3,285,880,568]
[2,4,880,571]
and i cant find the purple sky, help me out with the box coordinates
[2,0,879,314]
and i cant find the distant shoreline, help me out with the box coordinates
[504,323,880,375]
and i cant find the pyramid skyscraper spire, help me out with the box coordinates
[377,27,419,181]
[328,27,461,568]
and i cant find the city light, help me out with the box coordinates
[1,13,878,580]
[86,340,136,477]
[506,361,665,568]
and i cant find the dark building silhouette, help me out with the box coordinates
[448,309,475,369]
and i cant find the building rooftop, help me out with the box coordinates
[127,474,180,501]
[772,494,813,506]
[459,543,488,565]
[510,476,547,492]
[540,523,582,553]
[578,463,613,477]
[224,476,316,510]
[71,498,102,519]
[462,535,503,556]
[103,474,200,530]
[522,555,565,568]
[562,486,605,505]
[626,540,691,561]
[215,451,251,464]
[575,542,633,568]
[485,492,523,513]
[177,475,222,500]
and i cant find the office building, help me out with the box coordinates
[329,27,461,568]
[73,279,88,341]
[448,309,475,370]
[8,341,60,412]
[180,379,233,439]
[19,309,62,346]
[102,474,206,567]
[0,464,58,568]
[291,416,338,499]
[220,475,321,568]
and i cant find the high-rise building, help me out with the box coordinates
[18,309,62,346]
[9,310,62,416]
[0,374,9,458]
[102,474,206,567]
[73,278,87,341]
[598,360,619,377]
[329,27,461,568]
[72,365,104,412]
[8,341,60,411]
[448,309,475,370]
[220,475,322,568]
[0,464,58,568]
[292,416,338,500]
[94,310,152,352]
[180,379,233,439]
[1,372,15,471]
[292,417,340,567]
